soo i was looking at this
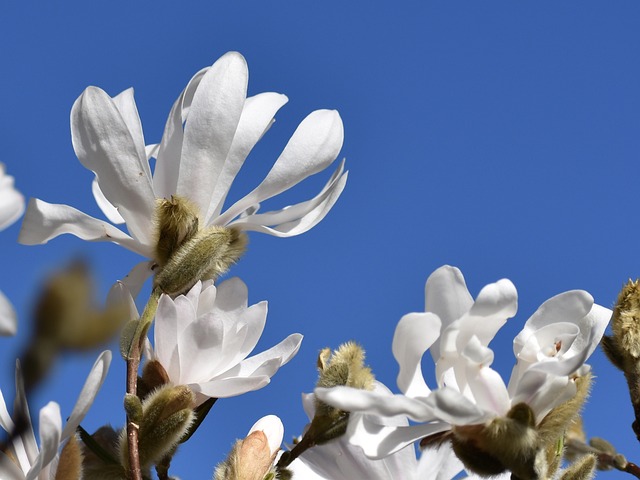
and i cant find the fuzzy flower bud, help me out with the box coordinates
[154,195,200,267]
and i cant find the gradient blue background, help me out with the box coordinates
[0,2,638,478]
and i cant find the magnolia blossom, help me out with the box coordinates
[19,52,346,289]
[0,351,111,479]
[0,163,24,336]
[289,386,465,480]
[143,278,302,405]
[316,265,611,459]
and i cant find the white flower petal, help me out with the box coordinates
[25,402,61,480]
[71,86,155,244]
[392,312,441,398]
[206,92,289,222]
[0,290,17,336]
[425,266,474,362]
[153,67,208,199]
[424,387,489,425]
[18,199,151,257]
[192,375,270,399]
[220,333,303,378]
[177,52,248,216]
[315,386,435,422]
[0,452,24,480]
[92,178,125,224]
[60,350,112,441]
[0,165,24,231]
[347,413,450,459]
[229,167,347,237]
[217,109,343,225]
[416,444,464,480]
[112,88,150,179]
[118,261,154,299]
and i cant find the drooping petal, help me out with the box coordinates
[229,167,348,237]
[25,402,61,480]
[60,350,112,441]
[425,266,474,362]
[153,67,208,199]
[91,178,125,224]
[71,86,155,244]
[392,312,441,398]
[216,109,343,226]
[0,290,17,336]
[347,414,451,459]
[206,92,289,222]
[177,52,248,216]
[18,199,152,257]
[315,386,435,422]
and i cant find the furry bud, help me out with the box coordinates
[154,195,200,267]
[214,431,276,480]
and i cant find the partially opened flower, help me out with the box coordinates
[289,387,465,480]
[316,266,611,478]
[142,278,302,406]
[0,163,24,336]
[0,350,111,479]
[19,52,346,293]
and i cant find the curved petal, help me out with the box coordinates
[424,387,489,425]
[25,402,61,480]
[192,375,270,399]
[315,386,435,422]
[347,413,451,459]
[206,92,289,222]
[18,199,152,257]
[217,109,343,225]
[177,52,248,216]
[92,178,125,224]
[0,290,17,336]
[464,363,510,417]
[229,167,347,237]
[392,312,441,398]
[154,67,208,198]
[112,88,150,179]
[61,350,112,440]
[71,86,155,244]
[425,266,474,362]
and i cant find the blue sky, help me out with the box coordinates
[1,1,640,477]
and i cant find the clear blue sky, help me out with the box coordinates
[1,2,639,478]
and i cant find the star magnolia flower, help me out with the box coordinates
[0,351,111,480]
[19,52,346,289]
[316,265,611,460]
[0,163,24,336]
[289,385,465,480]
[142,278,302,406]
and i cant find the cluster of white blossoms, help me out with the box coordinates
[0,50,619,480]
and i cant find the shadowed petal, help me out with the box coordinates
[25,402,61,480]
[0,291,17,336]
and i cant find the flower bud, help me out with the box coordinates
[120,385,195,469]
[560,453,597,480]
[214,431,276,480]
[54,435,83,480]
[138,360,171,400]
[154,195,200,267]
[154,226,247,295]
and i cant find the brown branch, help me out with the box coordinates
[126,345,142,480]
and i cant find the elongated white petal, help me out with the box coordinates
[0,290,17,336]
[206,92,289,222]
[71,86,155,244]
[424,387,489,425]
[92,178,125,224]
[18,199,152,257]
[393,312,440,398]
[14,363,38,467]
[192,375,270,398]
[112,88,150,179]
[315,386,435,422]
[154,67,208,198]
[347,413,451,459]
[217,109,343,225]
[220,333,303,378]
[425,266,474,362]
[249,415,284,456]
[229,168,347,237]
[25,402,61,480]
[0,452,24,479]
[61,350,112,440]
[118,261,155,299]
[177,52,248,216]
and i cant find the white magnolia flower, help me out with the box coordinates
[19,52,346,287]
[316,265,611,460]
[143,278,302,405]
[0,163,25,336]
[0,350,111,480]
[289,386,464,480]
